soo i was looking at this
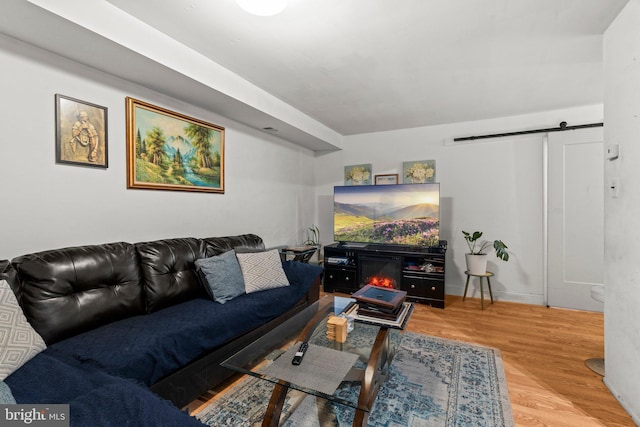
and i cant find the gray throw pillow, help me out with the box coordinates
[236,249,290,294]
[195,250,245,304]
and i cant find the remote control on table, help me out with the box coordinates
[291,341,308,365]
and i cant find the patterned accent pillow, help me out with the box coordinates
[0,279,47,381]
[195,250,246,304]
[236,249,290,294]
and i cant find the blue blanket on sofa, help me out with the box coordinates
[47,261,320,385]
[5,351,205,426]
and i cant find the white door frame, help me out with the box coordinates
[543,135,549,306]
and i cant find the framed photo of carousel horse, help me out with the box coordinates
[55,94,108,168]
[126,97,225,193]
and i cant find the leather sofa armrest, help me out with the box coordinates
[306,275,321,304]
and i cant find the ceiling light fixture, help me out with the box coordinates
[236,0,287,16]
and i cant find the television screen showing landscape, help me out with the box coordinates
[333,183,440,247]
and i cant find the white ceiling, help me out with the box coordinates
[0,0,629,150]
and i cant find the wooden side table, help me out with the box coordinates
[463,271,494,310]
[279,246,318,263]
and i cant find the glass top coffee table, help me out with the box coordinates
[221,296,413,427]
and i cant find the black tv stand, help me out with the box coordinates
[366,244,407,252]
[337,242,447,254]
[337,242,369,248]
[323,243,447,308]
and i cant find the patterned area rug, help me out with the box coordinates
[196,332,514,426]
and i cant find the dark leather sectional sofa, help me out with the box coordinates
[0,234,322,426]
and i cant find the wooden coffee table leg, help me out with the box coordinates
[262,327,395,427]
[262,381,289,427]
[353,408,369,426]
[353,327,391,426]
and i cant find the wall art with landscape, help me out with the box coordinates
[126,97,224,193]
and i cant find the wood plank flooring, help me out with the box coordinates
[406,295,634,427]
[188,293,635,426]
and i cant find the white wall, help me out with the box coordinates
[603,0,640,422]
[315,105,603,305]
[0,34,317,260]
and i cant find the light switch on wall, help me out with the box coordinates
[606,144,619,160]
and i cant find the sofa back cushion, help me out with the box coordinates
[11,242,144,344]
[0,260,19,300]
[135,238,208,313]
[202,234,265,256]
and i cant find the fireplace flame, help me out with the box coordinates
[367,276,396,289]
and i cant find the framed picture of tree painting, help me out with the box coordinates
[126,97,224,193]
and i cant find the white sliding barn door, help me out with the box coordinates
[547,128,604,312]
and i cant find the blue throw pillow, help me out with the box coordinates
[0,381,15,404]
[195,250,245,304]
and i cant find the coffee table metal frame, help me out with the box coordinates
[221,296,410,427]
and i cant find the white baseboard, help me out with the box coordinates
[446,284,544,306]
[603,377,640,425]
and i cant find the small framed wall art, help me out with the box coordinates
[374,174,399,185]
[55,94,108,168]
[344,164,372,186]
[126,97,225,193]
[403,160,436,184]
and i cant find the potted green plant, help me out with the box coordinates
[301,225,320,262]
[303,224,320,247]
[462,230,509,275]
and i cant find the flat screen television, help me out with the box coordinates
[333,183,440,247]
